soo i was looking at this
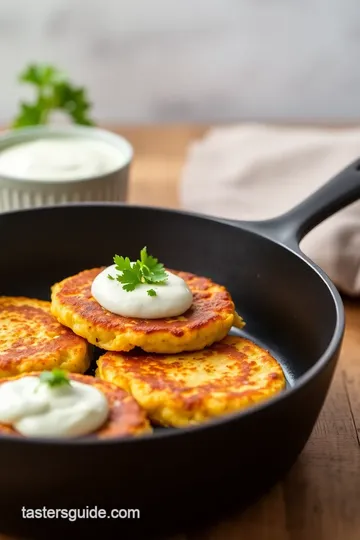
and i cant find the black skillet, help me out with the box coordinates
[1,158,360,539]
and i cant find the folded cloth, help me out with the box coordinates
[179,123,360,296]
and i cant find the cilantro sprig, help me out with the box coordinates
[12,63,95,128]
[38,368,71,388]
[108,247,168,296]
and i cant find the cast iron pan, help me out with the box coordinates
[1,158,360,539]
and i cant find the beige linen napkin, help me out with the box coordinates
[180,124,360,296]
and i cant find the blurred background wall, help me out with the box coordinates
[2,0,360,125]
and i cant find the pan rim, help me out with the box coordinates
[0,202,345,446]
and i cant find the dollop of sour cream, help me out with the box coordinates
[91,265,193,319]
[0,137,127,181]
[0,376,109,438]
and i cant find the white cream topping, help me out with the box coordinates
[0,376,109,438]
[91,265,193,319]
[0,138,127,181]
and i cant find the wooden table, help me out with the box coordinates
[3,125,360,540]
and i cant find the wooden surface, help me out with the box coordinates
[124,124,208,209]
[3,125,360,540]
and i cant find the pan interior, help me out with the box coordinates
[0,204,338,394]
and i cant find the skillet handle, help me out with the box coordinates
[239,156,360,247]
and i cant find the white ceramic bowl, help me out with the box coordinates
[0,125,133,212]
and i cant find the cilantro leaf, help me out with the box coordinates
[55,83,94,126]
[140,247,167,283]
[116,268,141,291]
[141,247,160,270]
[12,63,95,128]
[19,64,65,87]
[111,247,168,294]
[147,289,156,296]
[39,368,70,388]
[12,102,45,127]
[113,255,132,272]
[140,246,150,264]
[150,266,167,283]
[122,283,137,292]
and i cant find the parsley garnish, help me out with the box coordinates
[12,63,95,128]
[39,368,71,388]
[109,246,167,296]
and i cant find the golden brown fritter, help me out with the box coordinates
[51,268,245,354]
[96,335,286,427]
[0,372,152,439]
[0,297,91,377]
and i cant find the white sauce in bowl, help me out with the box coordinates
[0,376,109,438]
[91,265,193,319]
[0,138,127,181]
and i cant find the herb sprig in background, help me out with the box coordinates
[12,63,95,128]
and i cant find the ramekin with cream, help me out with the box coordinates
[0,125,133,212]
